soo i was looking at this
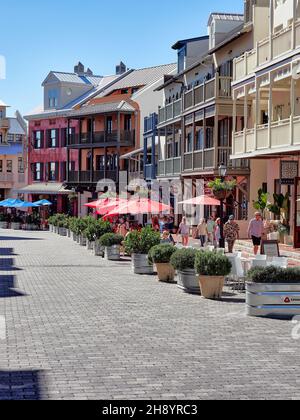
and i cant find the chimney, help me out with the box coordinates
[74,62,85,75]
[116,61,127,75]
[86,68,94,76]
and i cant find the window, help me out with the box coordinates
[6,160,12,173]
[185,131,193,153]
[33,163,43,181]
[124,115,132,131]
[48,89,58,108]
[0,134,2,144]
[33,131,43,149]
[166,137,173,159]
[48,129,58,148]
[178,46,186,73]
[0,160,2,172]
[205,127,214,149]
[18,158,24,173]
[195,128,204,151]
[48,162,58,181]
[219,119,230,147]
[96,155,105,171]
[7,134,14,142]
[106,117,113,133]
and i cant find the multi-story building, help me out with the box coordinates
[156,12,251,222]
[0,101,27,200]
[64,63,176,214]
[24,62,123,214]
[231,0,300,246]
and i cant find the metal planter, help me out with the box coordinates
[177,269,200,294]
[246,282,300,317]
[0,222,8,229]
[59,227,67,236]
[94,242,105,257]
[86,241,95,251]
[132,254,154,275]
[11,223,21,231]
[72,232,78,242]
[105,245,121,261]
[79,235,87,246]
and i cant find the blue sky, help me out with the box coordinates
[0,0,243,116]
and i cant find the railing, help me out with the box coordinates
[144,114,158,133]
[158,99,182,124]
[0,118,9,129]
[145,164,155,180]
[234,21,300,82]
[68,130,135,146]
[0,173,13,182]
[68,170,117,183]
[157,158,181,177]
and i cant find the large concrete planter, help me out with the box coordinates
[132,254,154,275]
[86,240,95,251]
[246,282,300,317]
[0,221,8,229]
[49,224,53,232]
[177,269,200,294]
[11,223,21,230]
[156,263,176,283]
[94,242,105,257]
[59,227,67,236]
[199,276,225,300]
[79,235,87,246]
[105,245,120,261]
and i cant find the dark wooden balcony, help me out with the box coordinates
[68,170,118,184]
[67,130,135,147]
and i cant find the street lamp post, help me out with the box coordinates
[219,164,227,249]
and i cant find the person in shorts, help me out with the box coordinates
[248,212,265,255]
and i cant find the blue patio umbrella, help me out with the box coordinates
[0,198,20,207]
[2,199,24,208]
[13,201,40,209]
[33,199,53,206]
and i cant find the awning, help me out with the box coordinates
[13,183,72,195]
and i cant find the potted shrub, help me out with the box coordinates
[11,215,22,230]
[57,216,68,236]
[170,248,199,294]
[99,233,123,261]
[246,266,300,318]
[195,250,232,300]
[94,220,112,257]
[148,244,177,283]
[124,227,161,275]
[0,213,8,229]
[84,223,96,250]
[208,178,237,201]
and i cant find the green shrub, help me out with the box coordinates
[170,248,198,271]
[148,244,176,264]
[247,266,300,284]
[0,213,8,222]
[94,220,112,239]
[195,250,232,277]
[124,227,161,255]
[99,233,124,247]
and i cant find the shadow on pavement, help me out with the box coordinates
[0,258,22,272]
[0,275,26,298]
[0,236,43,241]
[0,248,18,256]
[0,371,43,400]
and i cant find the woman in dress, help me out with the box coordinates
[178,217,190,247]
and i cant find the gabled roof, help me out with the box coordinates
[0,99,9,107]
[42,71,104,86]
[72,100,135,117]
[172,36,209,51]
[95,63,177,99]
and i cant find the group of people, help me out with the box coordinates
[114,211,265,255]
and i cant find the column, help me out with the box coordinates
[292,0,297,49]
[202,111,206,170]
[291,75,295,145]
[67,119,70,183]
[255,78,260,150]
[233,93,237,156]
[269,0,274,60]
[117,112,121,188]
[244,87,248,153]
[268,74,273,149]
[214,112,219,169]
[192,117,195,171]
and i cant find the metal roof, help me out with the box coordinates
[0,143,23,155]
[95,64,177,98]
[71,100,135,117]
[208,12,244,26]
[0,99,9,107]
[15,183,71,195]
[45,72,104,86]
[8,118,26,135]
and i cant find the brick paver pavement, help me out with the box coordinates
[0,230,300,400]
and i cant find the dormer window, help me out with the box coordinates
[48,89,58,108]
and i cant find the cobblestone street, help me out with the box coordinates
[0,230,300,400]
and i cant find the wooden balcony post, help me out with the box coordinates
[269,0,274,61]
[254,79,260,150]
[213,112,219,169]
[244,87,248,154]
[292,0,297,49]
[203,111,206,170]
[291,75,295,145]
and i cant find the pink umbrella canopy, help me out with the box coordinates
[105,198,172,216]
[96,198,128,215]
[179,195,221,206]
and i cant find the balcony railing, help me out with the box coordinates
[68,170,118,183]
[157,157,181,177]
[234,20,300,82]
[158,75,232,125]
[232,116,300,157]
[0,173,14,183]
[68,130,135,146]
[0,118,9,129]
[145,164,156,180]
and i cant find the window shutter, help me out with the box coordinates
[40,131,45,149]
[60,128,66,148]
[60,162,66,182]
[40,163,44,181]
[55,162,59,181]
[56,129,59,148]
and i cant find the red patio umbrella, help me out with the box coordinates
[105,198,172,217]
[179,195,221,206]
[96,198,128,215]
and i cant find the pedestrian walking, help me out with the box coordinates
[197,218,208,247]
[248,212,265,255]
[207,216,216,244]
[178,217,190,247]
[224,215,240,254]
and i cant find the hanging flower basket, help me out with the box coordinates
[208,179,237,201]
